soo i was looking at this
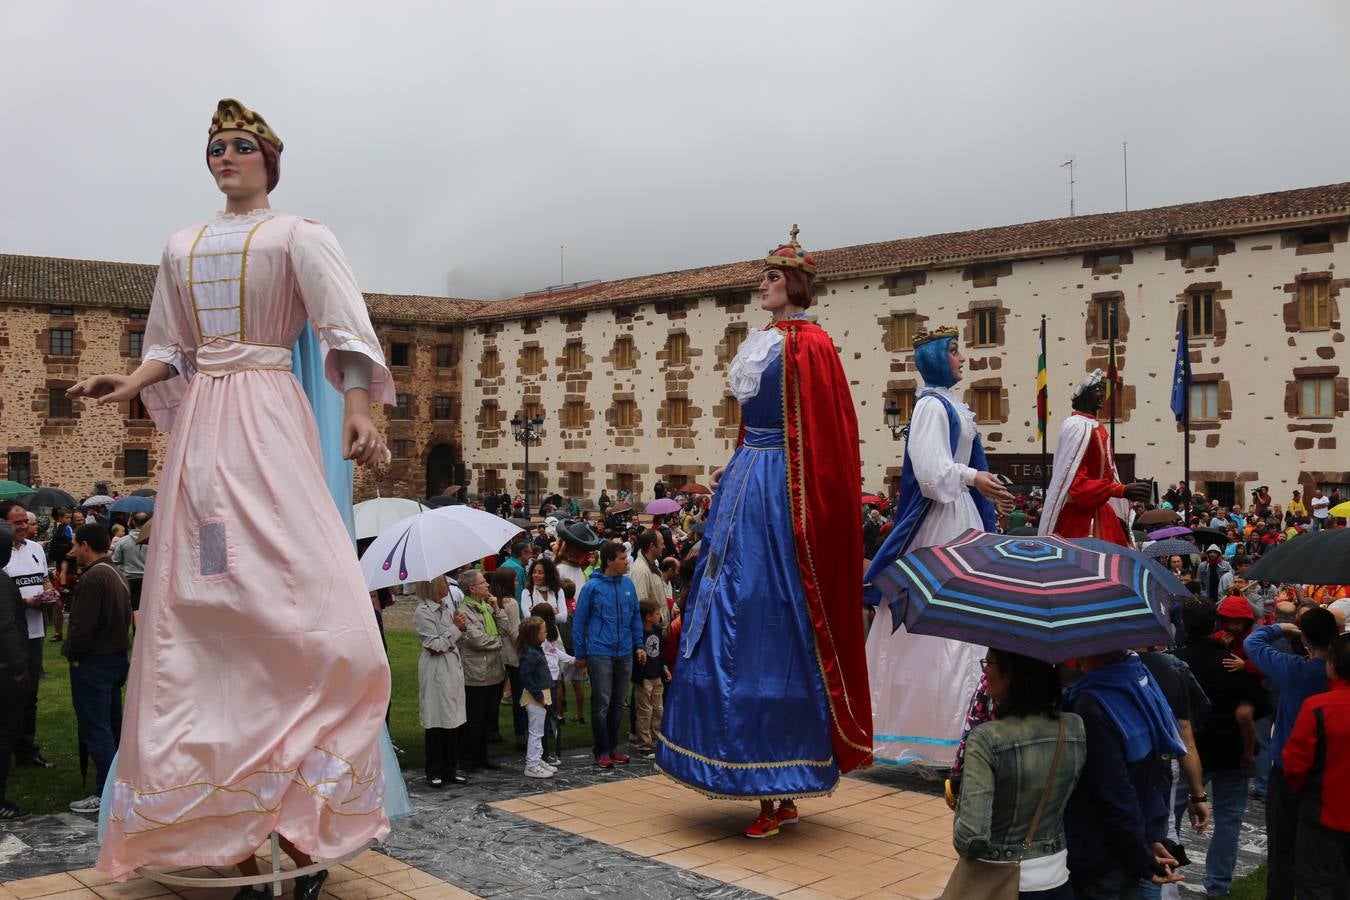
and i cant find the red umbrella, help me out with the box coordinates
[679,483,711,495]
[861,494,886,505]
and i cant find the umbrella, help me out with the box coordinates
[1147,525,1192,540]
[643,498,681,516]
[608,501,633,515]
[21,487,76,509]
[81,495,115,508]
[1141,538,1201,559]
[509,517,535,530]
[678,483,711,495]
[861,494,886,506]
[878,529,1183,664]
[1247,529,1350,585]
[1135,508,1181,527]
[359,506,525,591]
[353,497,427,540]
[0,480,32,501]
[1330,501,1350,519]
[109,496,154,515]
[1190,527,1230,549]
[425,495,457,508]
[131,488,157,497]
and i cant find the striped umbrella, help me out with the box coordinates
[882,529,1183,664]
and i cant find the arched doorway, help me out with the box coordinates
[425,443,464,500]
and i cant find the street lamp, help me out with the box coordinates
[510,414,545,513]
[884,402,907,440]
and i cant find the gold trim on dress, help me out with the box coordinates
[656,730,834,770]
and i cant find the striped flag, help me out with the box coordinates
[1036,319,1048,440]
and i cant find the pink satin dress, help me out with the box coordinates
[98,208,396,878]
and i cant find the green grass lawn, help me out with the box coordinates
[9,631,601,815]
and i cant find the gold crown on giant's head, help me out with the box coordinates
[209,98,283,152]
[764,224,818,275]
[911,325,959,349]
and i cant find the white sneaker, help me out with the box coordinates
[69,795,100,813]
[524,765,553,779]
[541,762,558,774]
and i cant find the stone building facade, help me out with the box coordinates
[3,182,1349,509]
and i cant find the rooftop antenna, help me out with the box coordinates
[560,244,565,284]
[1060,156,1076,216]
[1122,140,1130,211]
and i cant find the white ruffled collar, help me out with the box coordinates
[921,384,977,429]
[728,327,784,404]
[212,207,276,223]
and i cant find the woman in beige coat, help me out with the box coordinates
[413,576,469,787]
[456,569,511,770]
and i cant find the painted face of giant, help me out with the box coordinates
[759,267,790,314]
[947,340,963,382]
[207,130,269,197]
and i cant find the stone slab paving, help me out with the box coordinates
[0,749,1270,899]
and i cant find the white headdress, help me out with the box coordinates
[1073,368,1108,400]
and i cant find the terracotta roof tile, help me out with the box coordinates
[0,254,482,324]
[467,181,1350,323]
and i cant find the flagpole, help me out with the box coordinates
[1182,307,1191,492]
[1040,315,1049,493]
[1108,301,1118,457]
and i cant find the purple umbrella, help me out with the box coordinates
[1147,525,1193,540]
[643,498,681,516]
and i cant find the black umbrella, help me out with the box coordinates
[21,487,77,509]
[426,495,456,508]
[1142,538,1202,559]
[1247,529,1350,585]
[1190,526,1230,549]
[131,488,157,497]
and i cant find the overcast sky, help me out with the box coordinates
[2,1,1347,300]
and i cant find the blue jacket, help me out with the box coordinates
[519,644,553,703]
[1244,624,1330,768]
[1064,692,1173,884]
[572,571,643,660]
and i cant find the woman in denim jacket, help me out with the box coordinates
[952,649,1087,899]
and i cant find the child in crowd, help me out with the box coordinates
[559,579,586,723]
[532,603,573,766]
[633,600,670,758]
[517,616,555,779]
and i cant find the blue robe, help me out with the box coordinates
[656,349,839,799]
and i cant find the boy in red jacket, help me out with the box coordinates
[1282,633,1350,896]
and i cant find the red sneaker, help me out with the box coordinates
[775,804,800,826]
[744,814,780,839]
[596,754,614,769]
[610,752,631,765]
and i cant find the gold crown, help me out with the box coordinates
[911,325,958,349]
[209,98,283,152]
[764,224,818,275]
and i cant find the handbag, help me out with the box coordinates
[940,717,1067,900]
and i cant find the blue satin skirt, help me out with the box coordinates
[656,427,839,799]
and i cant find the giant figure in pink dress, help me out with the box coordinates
[70,99,402,892]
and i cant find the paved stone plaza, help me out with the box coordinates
[0,752,1265,899]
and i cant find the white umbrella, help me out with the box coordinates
[359,506,525,591]
[81,495,115,508]
[353,497,427,540]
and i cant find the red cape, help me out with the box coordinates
[776,318,873,772]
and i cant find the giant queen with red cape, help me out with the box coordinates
[656,232,871,800]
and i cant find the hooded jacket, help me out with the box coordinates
[572,570,643,660]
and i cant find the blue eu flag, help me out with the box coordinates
[1170,309,1190,424]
